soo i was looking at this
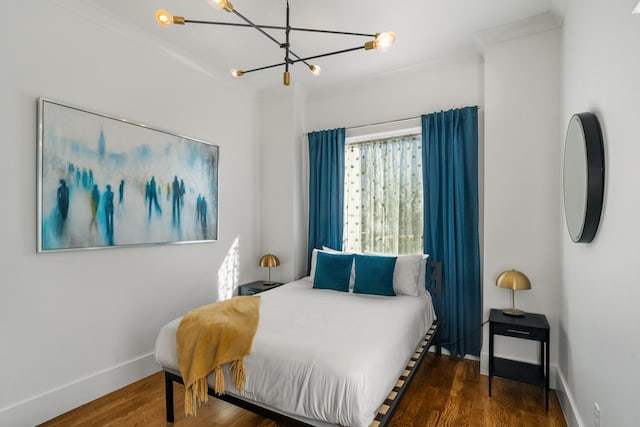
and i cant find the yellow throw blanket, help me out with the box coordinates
[177,295,261,416]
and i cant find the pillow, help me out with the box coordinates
[313,251,354,292]
[308,248,343,282]
[365,252,423,296]
[417,254,430,293]
[322,246,356,290]
[394,254,424,296]
[353,254,397,296]
[307,248,321,282]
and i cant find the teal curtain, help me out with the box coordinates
[308,128,346,272]
[343,133,423,255]
[422,107,481,357]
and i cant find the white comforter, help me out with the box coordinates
[155,278,436,427]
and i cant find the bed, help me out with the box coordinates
[155,256,442,427]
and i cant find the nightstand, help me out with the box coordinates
[238,280,284,296]
[488,308,550,410]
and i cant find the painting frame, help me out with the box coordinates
[37,97,219,252]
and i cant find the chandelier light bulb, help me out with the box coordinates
[155,9,173,26]
[309,65,321,76]
[231,69,244,78]
[208,0,234,12]
[375,32,396,51]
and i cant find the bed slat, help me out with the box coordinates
[369,321,440,426]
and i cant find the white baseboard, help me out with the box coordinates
[473,352,583,426]
[0,351,583,427]
[0,352,159,427]
[428,346,480,361]
[555,367,584,427]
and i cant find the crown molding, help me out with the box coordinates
[474,11,562,48]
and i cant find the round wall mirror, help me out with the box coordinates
[563,112,605,243]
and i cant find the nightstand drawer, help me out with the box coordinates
[238,281,284,296]
[492,322,546,341]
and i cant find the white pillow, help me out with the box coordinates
[307,248,323,282]
[395,254,424,296]
[365,252,424,296]
[416,254,430,294]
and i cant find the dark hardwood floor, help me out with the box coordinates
[39,354,566,427]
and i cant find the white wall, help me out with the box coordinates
[305,53,483,131]
[0,1,260,425]
[258,85,308,283]
[559,1,640,426]
[479,16,562,381]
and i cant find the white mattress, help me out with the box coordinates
[155,278,436,427]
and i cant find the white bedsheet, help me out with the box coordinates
[155,278,436,427]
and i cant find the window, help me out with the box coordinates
[343,128,423,255]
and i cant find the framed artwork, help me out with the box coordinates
[37,98,219,252]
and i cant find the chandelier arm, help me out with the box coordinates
[185,22,312,68]
[185,18,311,67]
[233,3,312,69]
[183,20,376,38]
[184,19,265,28]
[241,45,366,74]
[288,27,376,38]
[230,9,282,48]
[287,51,310,67]
[288,45,366,64]
[243,61,288,74]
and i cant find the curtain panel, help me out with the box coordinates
[307,128,346,272]
[422,106,481,357]
[343,134,423,255]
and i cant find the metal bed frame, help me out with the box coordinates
[164,260,443,426]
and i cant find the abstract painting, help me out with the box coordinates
[37,98,218,252]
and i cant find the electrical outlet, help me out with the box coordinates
[594,402,601,427]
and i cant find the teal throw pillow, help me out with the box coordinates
[353,254,397,296]
[313,251,354,292]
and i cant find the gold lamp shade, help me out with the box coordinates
[259,254,280,283]
[496,269,531,317]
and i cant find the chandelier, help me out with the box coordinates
[155,0,396,86]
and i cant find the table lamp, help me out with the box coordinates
[496,269,531,317]
[259,254,280,283]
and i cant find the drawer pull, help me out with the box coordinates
[507,329,530,335]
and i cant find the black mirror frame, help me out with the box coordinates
[563,112,605,243]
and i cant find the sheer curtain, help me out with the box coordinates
[307,128,346,271]
[422,106,481,357]
[344,133,423,254]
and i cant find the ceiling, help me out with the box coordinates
[87,0,559,92]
